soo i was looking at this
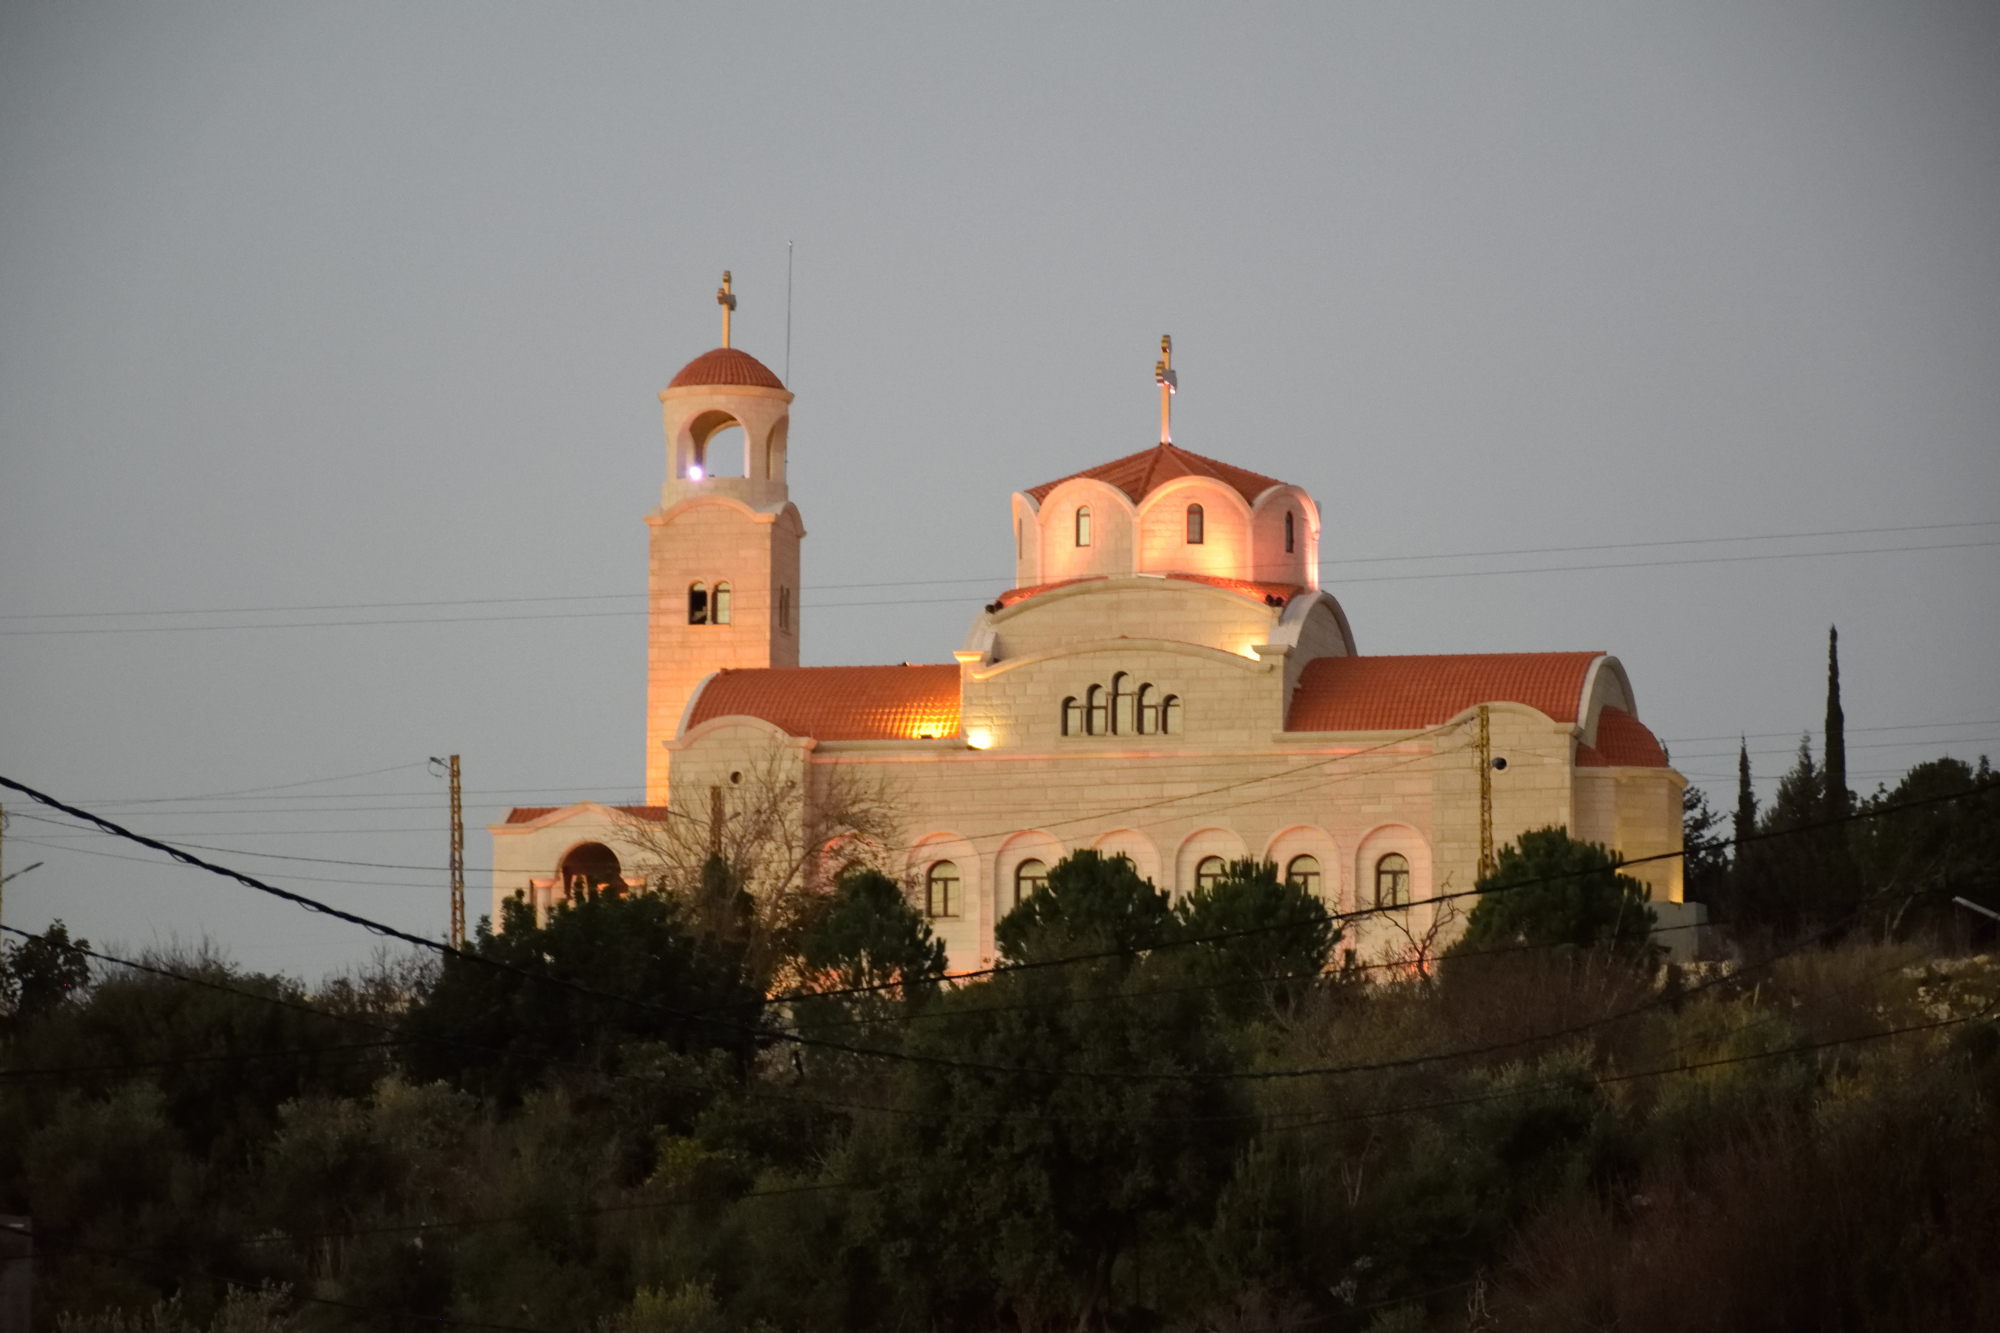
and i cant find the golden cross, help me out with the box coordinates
[1155,334,1177,444]
[717,271,736,348]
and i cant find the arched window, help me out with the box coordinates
[1285,511,1295,554]
[1135,683,1157,735]
[712,581,732,625]
[926,861,961,919]
[1109,672,1130,735]
[1195,855,1228,892]
[777,586,791,632]
[1186,503,1204,544]
[1085,684,1107,736]
[1286,855,1321,897]
[1061,696,1081,736]
[1075,506,1092,547]
[688,582,709,625]
[1375,853,1411,909]
[1013,858,1048,907]
[1159,694,1181,735]
[558,842,623,896]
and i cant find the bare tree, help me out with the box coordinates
[617,744,910,990]
[1369,884,1464,984]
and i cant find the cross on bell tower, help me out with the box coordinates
[1155,335,1177,444]
[716,271,737,348]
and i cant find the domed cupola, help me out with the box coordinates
[660,271,794,502]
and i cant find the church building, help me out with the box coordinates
[491,283,1697,968]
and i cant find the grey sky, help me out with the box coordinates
[2,2,1995,976]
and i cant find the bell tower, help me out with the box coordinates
[644,273,803,803]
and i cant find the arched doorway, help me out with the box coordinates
[558,842,624,895]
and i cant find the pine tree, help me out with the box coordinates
[1824,626,1848,819]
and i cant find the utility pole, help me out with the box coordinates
[1477,706,1496,881]
[431,757,465,947]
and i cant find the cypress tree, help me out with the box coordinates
[1824,626,1848,818]
[1734,739,1757,847]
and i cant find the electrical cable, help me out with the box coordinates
[8,770,1991,1087]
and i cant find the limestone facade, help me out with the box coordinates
[491,340,1695,969]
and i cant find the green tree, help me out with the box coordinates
[401,884,763,1103]
[1173,858,1337,1019]
[1452,827,1658,962]
[0,919,91,1025]
[1681,786,1730,912]
[798,868,945,997]
[1855,756,2000,936]
[862,851,1249,1330]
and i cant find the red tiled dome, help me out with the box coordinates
[667,347,786,391]
[1026,443,1287,507]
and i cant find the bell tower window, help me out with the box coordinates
[688,582,709,625]
[1285,511,1295,554]
[713,582,732,625]
[1075,506,1092,547]
[1186,503,1204,544]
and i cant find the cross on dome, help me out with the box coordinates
[1155,334,1177,444]
[716,271,737,348]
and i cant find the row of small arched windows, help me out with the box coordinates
[687,581,732,625]
[1068,504,1299,553]
[924,851,1413,920]
[1061,673,1180,736]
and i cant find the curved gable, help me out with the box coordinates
[1575,706,1668,768]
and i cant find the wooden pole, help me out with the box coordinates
[448,756,464,948]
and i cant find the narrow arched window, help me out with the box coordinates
[1159,694,1181,735]
[777,586,791,632]
[1061,696,1081,736]
[1285,511,1295,554]
[1085,684,1107,736]
[713,582,732,625]
[1286,855,1321,897]
[1186,503,1204,544]
[1075,506,1092,547]
[688,582,709,625]
[1195,855,1227,893]
[1375,853,1411,909]
[1109,672,1130,735]
[926,861,961,919]
[1013,858,1048,907]
[1135,683,1156,735]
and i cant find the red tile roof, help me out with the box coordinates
[667,347,786,391]
[1575,706,1668,768]
[1285,652,1604,731]
[994,573,1303,609]
[1025,443,1287,507]
[688,664,963,741]
[503,805,672,825]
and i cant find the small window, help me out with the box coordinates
[1109,672,1130,735]
[1375,853,1411,909]
[1286,854,1321,897]
[1195,855,1227,892]
[926,861,961,919]
[1159,694,1181,735]
[688,582,709,625]
[1285,511,1295,554]
[778,586,791,632]
[1186,503,1204,544]
[1061,696,1081,736]
[1135,683,1157,735]
[1075,506,1092,547]
[713,582,732,625]
[1085,684,1107,736]
[1013,858,1048,907]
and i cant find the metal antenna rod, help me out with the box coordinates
[785,240,794,386]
